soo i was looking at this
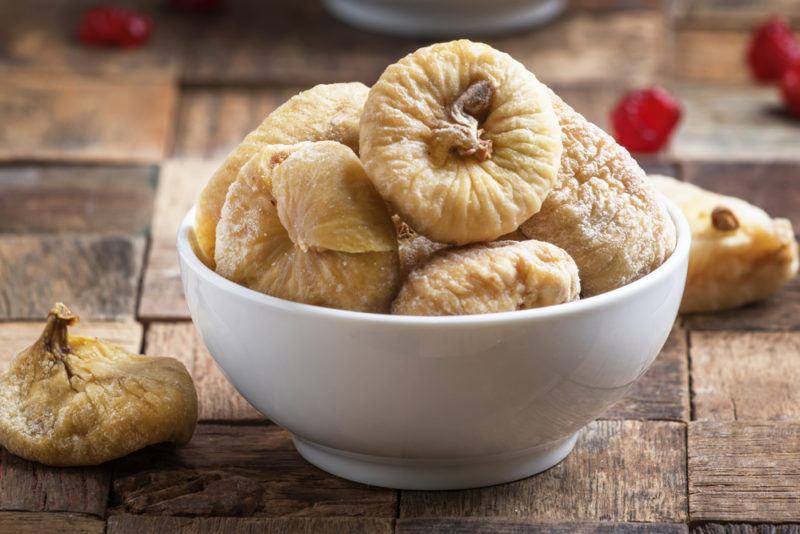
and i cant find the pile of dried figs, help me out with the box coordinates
[195,40,797,316]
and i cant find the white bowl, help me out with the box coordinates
[178,198,689,490]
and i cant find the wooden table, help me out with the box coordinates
[1,1,799,532]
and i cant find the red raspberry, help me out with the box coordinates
[78,6,153,48]
[781,61,800,117]
[610,87,682,154]
[747,16,800,82]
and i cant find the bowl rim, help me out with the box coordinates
[177,194,690,326]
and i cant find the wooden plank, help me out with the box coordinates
[681,161,800,235]
[107,516,394,534]
[0,165,157,235]
[673,0,800,31]
[0,512,105,534]
[397,518,688,533]
[672,30,750,84]
[111,424,397,517]
[670,85,800,162]
[0,320,143,368]
[400,420,687,522]
[0,450,110,516]
[0,71,176,163]
[172,87,295,159]
[690,331,800,422]
[688,421,800,522]
[604,326,689,421]
[138,159,215,320]
[146,322,263,422]
[692,525,800,534]
[0,234,145,320]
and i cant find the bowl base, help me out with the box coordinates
[293,432,579,490]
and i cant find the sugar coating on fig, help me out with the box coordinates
[196,82,369,265]
[360,40,563,245]
[215,142,400,313]
[392,240,580,316]
[0,304,197,466]
[521,92,676,296]
[651,175,798,313]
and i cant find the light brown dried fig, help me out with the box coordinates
[195,82,369,265]
[521,92,676,296]
[0,304,197,466]
[392,240,580,316]
[651,175,798,312]
[215,141,400,313]
[360,40,562,245]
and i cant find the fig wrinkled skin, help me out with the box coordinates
[196,82,370,266]
[392,240,580,316]
[651,175,798,313]
[521,92,677,296]
[360,40,563,245]
[0,304,197,466]
[214,141,400,313]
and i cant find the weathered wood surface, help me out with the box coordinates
[138,159,215,320]
[0,234,145,320]
[690,332,800,422]
[0,512,105,534]
[0,71,176,163]
[688,421,800,522]
[146,322,263,421]
[107,515,395,534]
[397,518,688,533]
[400,420,687,522]
[111,424,397,518]
[605,326,689,421]
[692,525,800,534]
[0,166,157,235]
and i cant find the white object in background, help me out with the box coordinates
[177,197,690,490]
[322,0,566,37]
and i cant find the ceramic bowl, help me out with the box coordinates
[322,0,566,37]
[177,197,690,490]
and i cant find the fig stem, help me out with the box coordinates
[42,303,78,356]
[711,206,739,231]
[432,80,494,163]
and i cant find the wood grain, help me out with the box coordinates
[0,450,110,516]
[0,71,176,163]
[692,525,800,534]
[145,322,263,422]
[672,31,750,84]
[671,85,800,162]
[673,0,800,31]
[0,234,145,320]
[690,331,800,422]
[400,420,687,522]
[138,159,216,320]
[107,516,394,534]
[0,166,157,235]
[0,320,143,369]
[0,512,105,534]
[172,87,294,159]
[688,421,800,522]
[111,424,397,517]
[604,326,689,421]
[397,518,688,533]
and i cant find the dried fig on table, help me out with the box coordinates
[195,82,369,266]
[392,240,580,316]
[0,304,197,466]
[521,92,676,296]
[360,40,563,245]
[215,141,400,313]
[651,175,798,313]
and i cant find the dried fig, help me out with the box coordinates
[651,175,798,312]
[215,141,400,313]
[360,40,563,245]
[195,82,369,265]
[392,240,580,316]
[521,92,676,296]
[0,304,197,466]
